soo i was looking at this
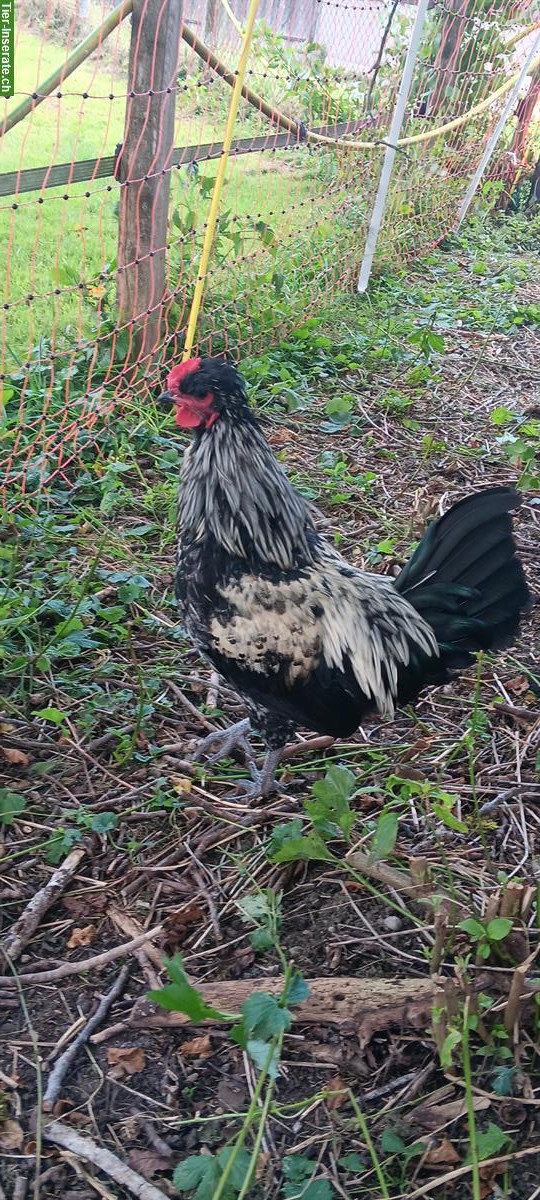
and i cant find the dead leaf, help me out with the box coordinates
[178,1034,212,1059]
[504,675,529,696]
[169,774,193,795]
[63,893,108,918]
[479,1161,505,1197]
[424,1137,461,1166]
[128,1149,171,1178]
[1,747,30,767]
[326,1075,347,1111]
[107,1046,146,1077]
[0,1120,24,1150]
[163,904,204,952]
[217,1077,248,1111]
[67,924,97,949]
[409,1093,490,1131]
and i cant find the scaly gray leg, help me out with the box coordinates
[190,718,254,767]
[234,747,285,800]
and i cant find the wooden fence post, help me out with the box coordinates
[117,0,183,361]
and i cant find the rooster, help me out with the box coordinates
[160,357,531,798]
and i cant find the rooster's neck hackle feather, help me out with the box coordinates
[178,414,316,569]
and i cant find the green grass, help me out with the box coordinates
[2,31,352,368]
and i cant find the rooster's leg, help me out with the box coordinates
[235,747,284,800]
[190,718,254,767]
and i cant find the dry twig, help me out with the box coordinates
[0,846,87,963]
[43,1120,169,1200]
[43,963,132,1110]
[0,925,163,988]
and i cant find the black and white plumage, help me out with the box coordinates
[160,356,532,797]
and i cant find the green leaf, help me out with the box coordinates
[148,954,230,1021]
[432,802,468,833]
[173,1154,212,1191]
[33,706,67,725]
[381,1128,407,1154]
[250,928,274,951]
[491,1066,515,1096]
[216,1146,252,1190]
[440,1028,462,1068]
[338,1152,366,1172]
[307,764,356,840]
[0,789,26,826]
[458,918,486,941]
[370,810,399,862]
[284,971,309,1007]
[266,819,304,856]
[472,1122,510,1162]
[270,833,335,864]
[283,1155,314,1183]
[91,811,119,834]
[486,918,513,942]
[299,1182,334,1200]
[237,894,270,925]
[44,827,82,864]
[241,991,292,1040]
[246,1038,281,1078]
[490,405,514,426]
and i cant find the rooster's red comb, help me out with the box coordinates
[167,358,202,390]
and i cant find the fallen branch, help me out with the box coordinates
[43,963,132,1110]
[130,975,444,1042]
[345,849,469,917]
[43,1119,169,1200]
[0,846,87,964]
[0,925,163,987]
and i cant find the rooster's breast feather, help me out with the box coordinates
[208,551,439,720]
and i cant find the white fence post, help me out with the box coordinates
[357,0,430,294]
[455,29,540,229]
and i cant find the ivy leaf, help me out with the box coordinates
[250,928,274,951]
[44,827,82,864]
[174,1153,221,1199]
[370,810,399,862]
[338,1152,366,1172]
[148,955,230,1021]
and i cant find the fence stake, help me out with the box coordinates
[357,0,430,294]
[455,28,540,230]
[116,0,183,361]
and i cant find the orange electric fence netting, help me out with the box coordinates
[0,0,538,506]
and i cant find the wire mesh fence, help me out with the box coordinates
[1,0,539,506]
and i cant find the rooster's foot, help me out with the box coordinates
[190,718,255,768]
[232,747,285,801]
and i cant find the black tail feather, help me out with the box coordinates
[394,487,532,685]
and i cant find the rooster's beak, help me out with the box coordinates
[157,390,174,411]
